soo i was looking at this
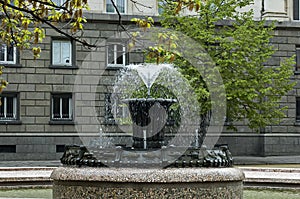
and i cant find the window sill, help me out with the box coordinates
[0,120,22,125]
[106,65,125,70]
[49,65,78,69]
[49,120,75,125]
[294,121,300,126]
[294,71,300,75]
[0,64,22,68]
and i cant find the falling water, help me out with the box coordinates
[126,64,173,97]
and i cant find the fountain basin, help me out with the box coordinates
[51,167,244,198]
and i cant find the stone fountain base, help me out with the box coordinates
[51,167,244,199]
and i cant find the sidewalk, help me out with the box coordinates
[234,155,300,165]
[1,156,300,189]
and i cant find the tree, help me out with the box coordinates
[0,0,91,58]
[0,66,7,94]
[0,0,91,96]
[158,0,295,131]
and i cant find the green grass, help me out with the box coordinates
[244,189,300,199]
[238,164,300,168]
[1,187,300,199]
[0,188,52,198]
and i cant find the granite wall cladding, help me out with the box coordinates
[1,15,300,160]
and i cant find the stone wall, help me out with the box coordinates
[1,14,300,160]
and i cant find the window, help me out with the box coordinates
[52,0,66,6]
[0,93,18,121]
[296,97,300,121]
[106,0,126,13]
[51,39,74,67]
[107,43,127,67]
[105,93,130,125]
[51,93,73,121]
[294,0,300,20]
[0,44,16,65]
[296,46,300,71]
[158,0,165,15]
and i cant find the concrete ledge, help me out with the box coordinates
[240,167,300,189]
[0,168,54,189]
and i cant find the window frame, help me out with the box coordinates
[0,44,21,67]
[158,0,165,15]
[295,46,300,73]
[50,93,74,124]
[52,0,66,6]
[50,38,77,69]
[106,0,126,14]
[107,42,127,68]
[0,92,21,124]
[296,97,300,122]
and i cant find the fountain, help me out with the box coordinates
[51,64,244,198]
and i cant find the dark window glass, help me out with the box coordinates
[107,44,126,66]
[52,94,72,120]
[116,45,124,64]
[0,94,18,120]
[108,45,114,64]
[7,45,14,62]
[0,45,5,61]
[0,44,16,64]
[297,97,300,121]
[62,97,70,118]
[0,97,4,117]
[296,47,300,71]
[52,96,60,119]
[6,97,14,118]
[294,0,299,20]
[107,0,125,13]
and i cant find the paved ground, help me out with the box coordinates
[0,156,300,193]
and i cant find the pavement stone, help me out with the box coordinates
[0,156,300,190]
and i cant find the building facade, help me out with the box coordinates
[0,0,300,160]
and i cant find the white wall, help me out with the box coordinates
[86,0,295,21]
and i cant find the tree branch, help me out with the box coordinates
[110,0,127,32]
[0,0,96,48]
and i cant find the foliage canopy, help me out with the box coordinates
[0,0,90,94]
[157,0,295,131]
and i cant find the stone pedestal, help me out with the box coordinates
[51,167,244,199]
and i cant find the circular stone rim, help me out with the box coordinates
[51,167,245,183]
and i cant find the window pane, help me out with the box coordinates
[158,1,164,14]
[6,97,14,118]
[6,45,14,62]
[52,0,61,6]
[294,0,299,20]
[106,0,115,12]
[62,42,71,65]
[53,96,60,118]
[0,97,4,118]
[116,45,124,65]
[117,0,125,13]
[52,41,61,65]
[297,48,300,70]
[0,45,5,61]
[62,97,70,118]
[108,45,114,64]
[297,98,300,121]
